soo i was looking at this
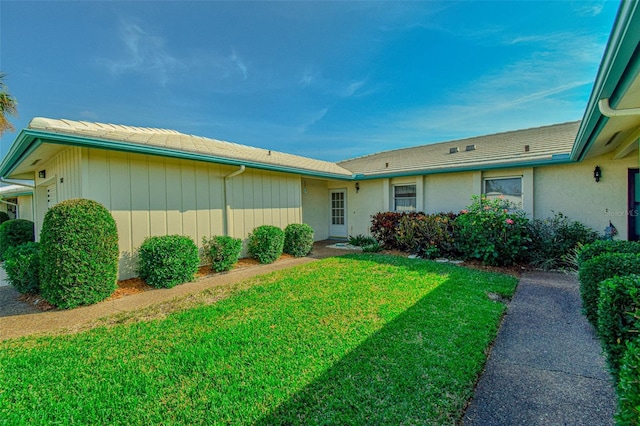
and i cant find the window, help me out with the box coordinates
[394,184,417,212]
[484,177,522,208]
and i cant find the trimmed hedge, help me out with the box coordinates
[40,199,119,309]
[283,223,314,257]
[578,240,640,268]
[616,339,640,425]
[3,242,40,294]
[579,253,640,326]
[248,225,284,264]
[138,235,199,288]
[202,235,242,272]
[0,219,34,261]
[597,274,640,379]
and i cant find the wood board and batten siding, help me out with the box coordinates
[35,146,303,279]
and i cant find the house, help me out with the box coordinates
[0,1,637,279]
[0,184,33,221]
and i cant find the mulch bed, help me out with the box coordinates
[16,254,297,312]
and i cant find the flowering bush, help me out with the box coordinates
[454,196,530,266]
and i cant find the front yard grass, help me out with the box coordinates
[0,254,517,425]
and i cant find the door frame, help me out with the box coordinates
[628,168,639,241]
[329,188,347,238]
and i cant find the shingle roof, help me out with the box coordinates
[28,117,353,178]
[338,121,581,176]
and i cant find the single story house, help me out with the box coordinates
[0,1,637,279]
[0,184,33,221]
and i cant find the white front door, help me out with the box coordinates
[329,189,347,238]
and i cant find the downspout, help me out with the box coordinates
[223,165,245,236]
[598,98,640,117]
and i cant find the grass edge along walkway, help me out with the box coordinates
[0,254,518,425]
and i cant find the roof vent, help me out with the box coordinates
[449,147,459,154]
[524,145,530,152]
[465,144,476,152]
[385,162,389,168]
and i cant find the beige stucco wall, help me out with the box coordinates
[535,153,637,238]
[346,154,637,241]
[32,146,303,279]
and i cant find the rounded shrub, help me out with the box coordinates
[138,235,199,288]
[4,242,40,294]
[597,274,640,379]
[0,211,10,225]
[0,219,35,261]
[577,240,640,268]
[616,338,640,425]
[202,235,243,272]
[40,199,119,309]
[248,225,284,264]
[579,253,640,326]
[283,223,314,257]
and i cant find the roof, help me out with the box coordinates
[338,121,580,178]
[572,0,640,161]
[0,117,353,180]
[0,184,32,198]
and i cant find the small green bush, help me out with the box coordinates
[579,253,640,326]
[283,223,314,257]
[4,242,40,294]
[248,225,284,264]
[40,199,119,309]
[454,196,530,266]
[138,235,199,288]
[0,219,34,261]
[0,211,10,225]
[577,240,640,267]
[348,234,376,247]
[362,241,383,253]
[616,338,640,425]
[597,274,640,379]
[527,212,598,270]
[202,235,243,272]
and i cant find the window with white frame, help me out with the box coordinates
[484,177,522,208]
[393,184,417,212]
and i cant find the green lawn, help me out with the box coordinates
[0,254,518,425]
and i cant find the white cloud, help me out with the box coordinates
[103,19,179,86]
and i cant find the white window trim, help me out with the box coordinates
[393,184,417,212]
[483,176,523,209]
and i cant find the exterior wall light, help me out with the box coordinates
[355,182,360,193]
[38,170,46,179]
[594,166,602,182]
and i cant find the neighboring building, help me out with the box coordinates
[0,1,637,279]
[0,184,33,221]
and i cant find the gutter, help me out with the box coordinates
[223,165,246,236]
[0,177,35,189]
[598,98,640,117]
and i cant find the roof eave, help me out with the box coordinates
[571,0,640,161]
[0,129,354,181]
[352,154,574,180]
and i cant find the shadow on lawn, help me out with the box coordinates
[255,254,511,425]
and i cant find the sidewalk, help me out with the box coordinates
[463,271,616,425]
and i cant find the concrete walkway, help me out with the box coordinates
[464,271,616,425]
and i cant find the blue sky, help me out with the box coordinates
[0,1,619,162]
